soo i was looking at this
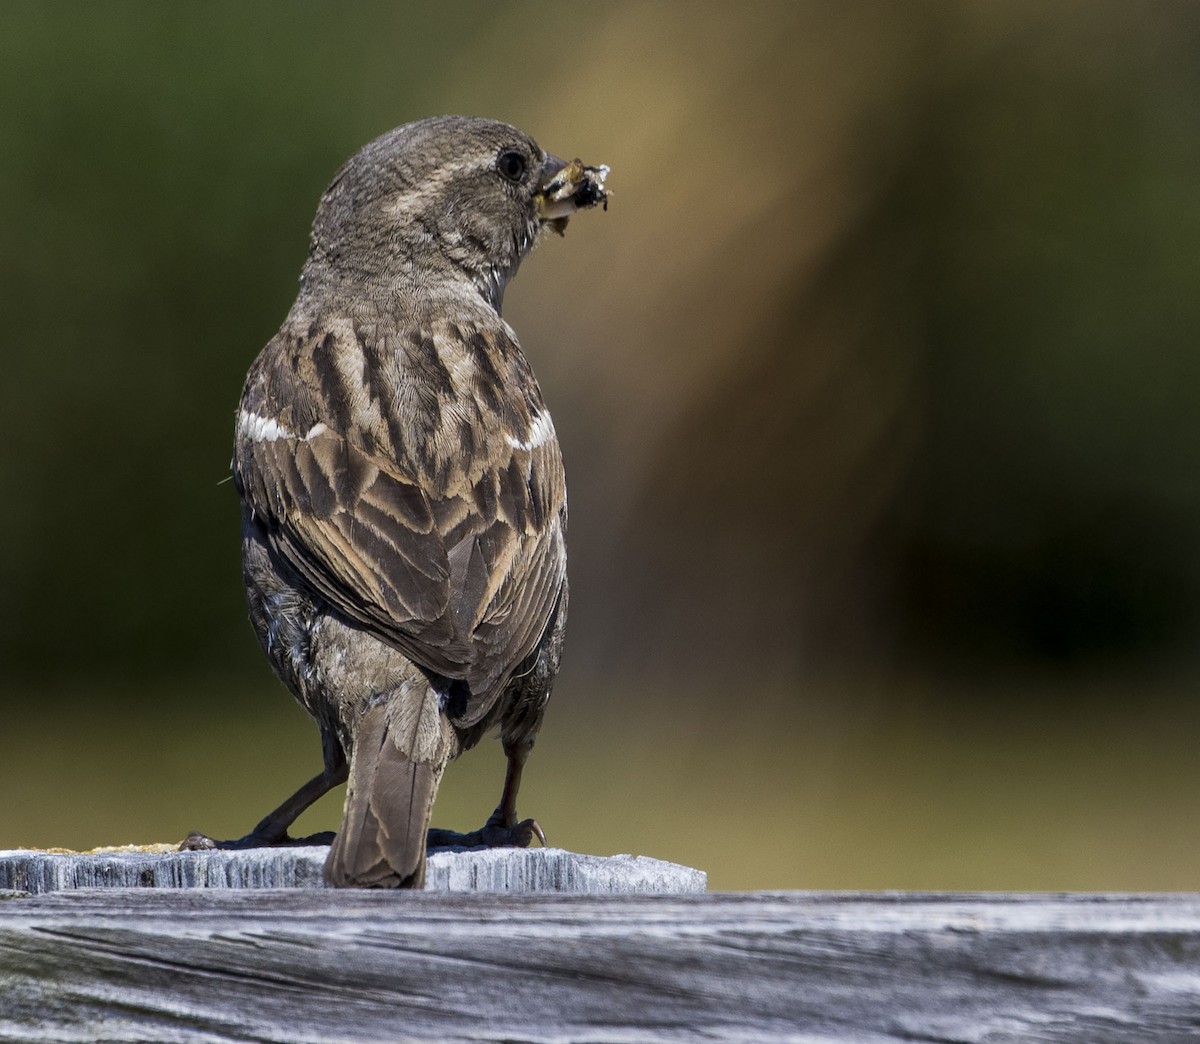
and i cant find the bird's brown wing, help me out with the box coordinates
[234,317,567,725]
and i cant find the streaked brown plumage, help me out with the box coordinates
[185,116,608,887]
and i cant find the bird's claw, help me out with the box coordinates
[179,829,335,852]
[494,816,546,849]
[426,809,547,852]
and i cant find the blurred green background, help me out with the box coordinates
[4,1,1200,890]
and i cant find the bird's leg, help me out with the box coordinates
[180,755,348,851]
[426,736,546,851]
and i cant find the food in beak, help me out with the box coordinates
[538,159,610,227]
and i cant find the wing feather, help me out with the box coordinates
[236,316,566,723]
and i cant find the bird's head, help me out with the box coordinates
[303,115,609,311]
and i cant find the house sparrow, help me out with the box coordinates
[183,116,608,887]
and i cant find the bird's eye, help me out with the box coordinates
[496,149,527,183]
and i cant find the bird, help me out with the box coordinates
[183,115,609,887]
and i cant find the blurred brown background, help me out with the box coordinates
[4,1,1200,890]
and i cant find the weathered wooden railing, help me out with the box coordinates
[1,847,1198,1042]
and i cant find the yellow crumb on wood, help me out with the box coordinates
[36,843,179,855]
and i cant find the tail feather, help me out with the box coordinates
[324,702,443,888]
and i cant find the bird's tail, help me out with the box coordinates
[324,700,445,888]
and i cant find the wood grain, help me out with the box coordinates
[2,891,1200,1042]
[0,846,706,895]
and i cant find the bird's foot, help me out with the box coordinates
[426,807,547,852]
[179,829,336,852]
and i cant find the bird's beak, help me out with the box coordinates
[536,154,610,233]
